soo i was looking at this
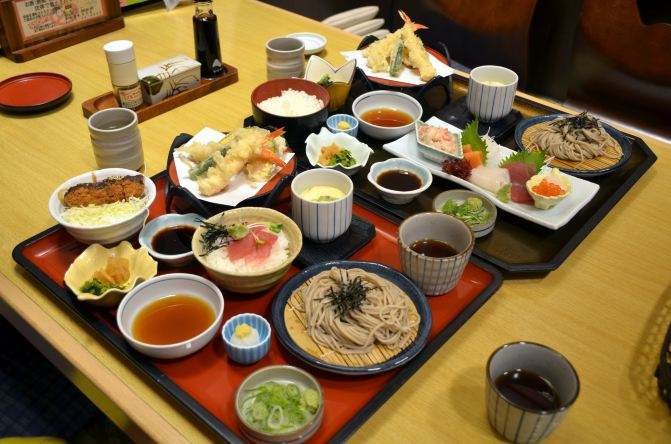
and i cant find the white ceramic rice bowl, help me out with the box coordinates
[48,168,156,245]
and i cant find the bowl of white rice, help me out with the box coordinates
[192,207,303,294]
[48,168,156,245]
[251,78,329,154]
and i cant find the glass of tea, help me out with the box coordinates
[486,342,580,443]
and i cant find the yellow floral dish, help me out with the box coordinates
[64,241,158,307]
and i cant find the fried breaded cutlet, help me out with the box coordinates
[63,175,145,207]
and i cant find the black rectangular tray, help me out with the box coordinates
[351,114,656,274]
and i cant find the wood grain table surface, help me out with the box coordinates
[0,1,669,442]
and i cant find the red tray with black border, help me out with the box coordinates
[12,172,502,443]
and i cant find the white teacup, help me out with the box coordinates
[88,108,144,171]
[467,65,518,122]
[291,169,353,243]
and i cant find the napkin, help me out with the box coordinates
[341,50,453,85]
[173,127,294,207]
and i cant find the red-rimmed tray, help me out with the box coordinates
[12,173,502,442]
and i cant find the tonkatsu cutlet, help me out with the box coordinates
[63,175,145,207]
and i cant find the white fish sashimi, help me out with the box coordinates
[469,166,511,194]
[482,134,506,167]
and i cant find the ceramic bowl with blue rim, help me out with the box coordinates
[138,213,201,267]
[514,113,632,177]
[222,313,272,365]
[367,157,433,205]
[271,260,432,375]
[326,114,358,137]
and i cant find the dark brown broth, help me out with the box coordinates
[377,169,421,192]
[410,239,459,258]
[151,225,195,255]
[361,108,413,127]
[494,369,561,411]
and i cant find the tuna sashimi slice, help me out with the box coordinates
[511,182,534,204]
[247,228,278,264]
[505,162,536,183]
[227,233,256,262]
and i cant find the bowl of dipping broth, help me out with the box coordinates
[398,212,474,295]
[291,169,353,243]
[235,365,324,443]
[138,213,201,267]
[367,158,432,205]
[352,90,423,140]
[251,78,329,154]
[116,273,224,359]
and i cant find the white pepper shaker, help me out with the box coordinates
[103,40,143,110]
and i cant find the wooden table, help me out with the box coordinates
[1,1,670,442]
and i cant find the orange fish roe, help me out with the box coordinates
[532,179,565,197]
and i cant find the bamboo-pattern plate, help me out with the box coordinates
[515,114,632,177]
[271,260,432,375]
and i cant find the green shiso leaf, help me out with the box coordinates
[499,150,546,174]
[461,119,488,164]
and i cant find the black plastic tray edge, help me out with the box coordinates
[357,134,657,275]
[11,171,503,443]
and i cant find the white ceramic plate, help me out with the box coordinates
[341,50,453,86]
[287,32,326,55]
[383,117,600,230]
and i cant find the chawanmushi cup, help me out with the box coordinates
[486,342,580,443]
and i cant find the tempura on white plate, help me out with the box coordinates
[363,10,437,81]
[177,126,287,196]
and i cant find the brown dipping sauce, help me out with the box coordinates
[361,108,413,127]
[377,169,422,191]
[151,225,195,255]
[410,239,460,258]
[494,369,561,411]
[132,294,215,345]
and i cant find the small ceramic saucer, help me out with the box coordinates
[287,32,327,55]
[0,72,72,113]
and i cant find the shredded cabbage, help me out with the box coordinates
[61,196,147,227]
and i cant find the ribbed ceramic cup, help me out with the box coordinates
[467,65,518,123]
[291,169,353,243]
[398,212,474,295]
[486,342,580,443]
[88,108,144,170]
[266,37,305,80]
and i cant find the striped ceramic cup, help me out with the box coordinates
[486,342,580,443]
[291,168,353,243]
[467,65,518,123]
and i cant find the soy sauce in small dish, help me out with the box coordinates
[410,239,459,258]
[151,225,196,255]
[494,369,561,411]
[361,108,413,127]
[377,169,422,191]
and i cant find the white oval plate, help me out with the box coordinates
[287,32,326,55]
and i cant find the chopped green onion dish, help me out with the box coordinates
[242,381,321,434]
[441,197,491,226]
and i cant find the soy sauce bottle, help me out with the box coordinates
[193,0,224,78]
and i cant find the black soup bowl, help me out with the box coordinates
[251,78,329,156]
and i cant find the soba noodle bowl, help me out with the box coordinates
[527,112,621,163]
[297,267,418,355]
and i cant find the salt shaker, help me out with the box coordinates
[103,40,143,110]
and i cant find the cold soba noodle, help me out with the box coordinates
[298,268,418,354]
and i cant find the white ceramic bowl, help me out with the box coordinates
[367,158,432,205]
[138,213,201,267]
[415,119,463,162]
[433,189,497,238]
[305,127,373,176]
[291,169,354,242]
[48,168,156,245]
[222,313,272,365]
[116,273,224,359]
[352,91,423,140]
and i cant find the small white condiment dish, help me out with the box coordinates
[415,119,463,162]
[367,158,432,205]
[433,189,497,238]
[326,114,358,137]
[291,169,354,243]
[222,313,272,365]
[116,273,224,359]
[305,127,373,176]
[287,32,327,55]
[138,213,201,267]
[48,168,156,245]
[352,90,423,140]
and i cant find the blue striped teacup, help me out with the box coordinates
[467,65,518,123]
[486,342,580,443]
[291,169,353,243]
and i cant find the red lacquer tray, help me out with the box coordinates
[12,173,502,443]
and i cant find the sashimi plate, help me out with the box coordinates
[383,117,600,230]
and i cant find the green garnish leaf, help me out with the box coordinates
[317,74,333,88]
[268,223,283,233]
[461,119,488,164]
[499,150,546,174]
[80,278,122,296]
[227,223,249,240]
[496,184,511,203]
[440,198,491,226]
[330,148,356,167]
